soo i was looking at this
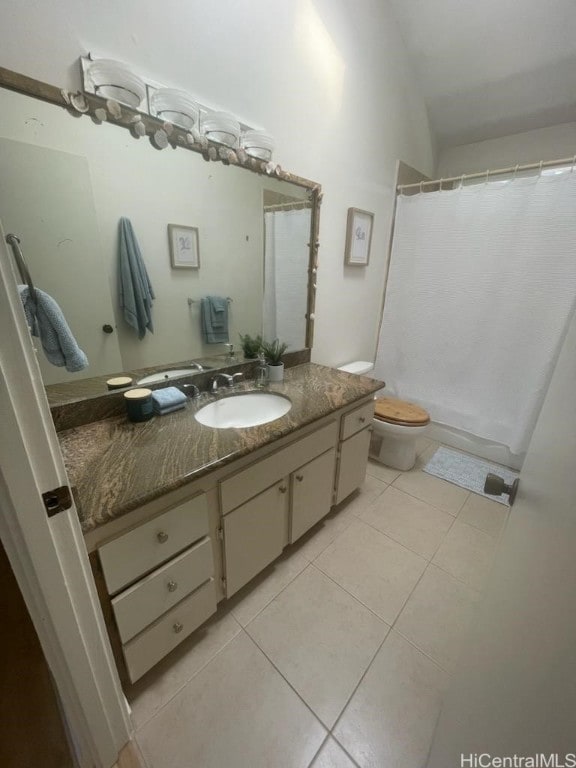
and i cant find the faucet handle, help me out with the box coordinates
[231,372,243,387]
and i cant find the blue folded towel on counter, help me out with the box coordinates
[152,386,187,415]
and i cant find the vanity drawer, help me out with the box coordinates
[111,537,213,643]
[220,421,338,514]
[99,493,209,595]
[340,400,375,441]
[123,578,217,683]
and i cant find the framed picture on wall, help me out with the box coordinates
[168,224,200,269]
[344,207,374,266]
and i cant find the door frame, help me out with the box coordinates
[0,225,131,767]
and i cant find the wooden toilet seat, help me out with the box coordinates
[374,397,430,427]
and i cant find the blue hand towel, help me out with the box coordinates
[200,296,229,343]
[118,217,155,339]
[152,387,187,415]
[18,285,89,372]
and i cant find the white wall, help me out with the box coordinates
[0,0,435,367]
[437,122,576,177]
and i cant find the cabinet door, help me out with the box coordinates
[335,428,371,504]
[223,481,288,597]
[290,448,336,543]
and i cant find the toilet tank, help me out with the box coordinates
[337,361,374,375]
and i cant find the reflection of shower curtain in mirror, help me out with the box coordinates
[263,209,310,350]
[375,172,576,455]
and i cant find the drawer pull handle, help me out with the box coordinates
[157,531,169,543]
[279,485,287,493]
[296,474,304,482]
[359,416,367,423]
[167,580,178,593]
[173,622,184,634]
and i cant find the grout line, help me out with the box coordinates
[241,626,331,732]
[130,612,243,731]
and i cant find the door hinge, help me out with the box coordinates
[42,485,73,518]
[217,527,224,541]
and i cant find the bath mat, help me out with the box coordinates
[423,447,519,505]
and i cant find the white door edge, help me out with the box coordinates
[0,223,131,767]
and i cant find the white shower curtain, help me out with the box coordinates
[263,209,310,350]
[375,171,576,455]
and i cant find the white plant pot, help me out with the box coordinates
[267,362,284,382]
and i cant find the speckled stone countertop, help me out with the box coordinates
[59,363,384,534]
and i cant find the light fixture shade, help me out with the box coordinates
[201,112,241,148]
[86,59,146,109]
[241,130,275,161]
[149,88,199,130]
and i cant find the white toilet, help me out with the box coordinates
[338,361,430,471]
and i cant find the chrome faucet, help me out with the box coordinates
[210,372,243,393]
[187,362,204,371]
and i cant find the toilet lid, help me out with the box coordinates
[374,397,430,426]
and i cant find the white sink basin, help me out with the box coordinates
[137,367,207,385]
[195,392,292,429]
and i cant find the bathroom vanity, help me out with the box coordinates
[59,363,382,684]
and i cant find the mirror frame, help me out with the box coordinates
[0,64,322,353]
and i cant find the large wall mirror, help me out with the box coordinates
[0,68,320,401]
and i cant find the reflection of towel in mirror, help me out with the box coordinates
[200,296,229,343]
[18,285,89,372]
[118,217,155,339]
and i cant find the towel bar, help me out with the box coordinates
[6,233,37,303]
[187,296,232,307]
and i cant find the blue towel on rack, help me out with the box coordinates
[200,296,229,343]
[152,386,187,415]
[18,285,89,372]
[118,217,155,339]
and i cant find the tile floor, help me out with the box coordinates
[129,439,509,768]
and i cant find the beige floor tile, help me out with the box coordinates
[366,459,401,486]
[311,737,358,768]
[395,564,481,672]
[228,549,309,626]
[314,520,426,624]
[293,504,357,562]
[359,486,454,560]
[458,493,509,538]
[247,565,389,728]
[433,520,497,589]
[136,631,326,768]
[393,470,469,515]
[360,473,389,504]
[334,631,448,768]
[127,607,241,728]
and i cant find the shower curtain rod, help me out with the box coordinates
[263,201,312,211]
[396,154,576,193]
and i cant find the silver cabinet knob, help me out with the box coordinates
[296,474,304,482]
[157,531,169,543]
[279,485,287,493]
[167,580,178,593]
[173,622,183,634]
[484,473,519,506]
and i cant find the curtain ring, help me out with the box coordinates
[419,180,424,194]
[439,178,444,191]
[459,174,465,189]
[538,161,544,176]
[571,155,576,173]
[512,164,519,181]
[484,169,490,184]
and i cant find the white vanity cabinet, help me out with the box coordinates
[95,493,216,683]
[335,399,375,504]
[88,395,375,683]
[219,421,338,597]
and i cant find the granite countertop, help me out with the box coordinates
[59,363,384,534]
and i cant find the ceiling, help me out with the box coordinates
[388,0,576,148]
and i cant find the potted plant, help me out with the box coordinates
[239,333,263,359]
[261,338,288,382]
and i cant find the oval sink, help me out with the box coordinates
[137,367,208,385]
[195,392,292,429]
